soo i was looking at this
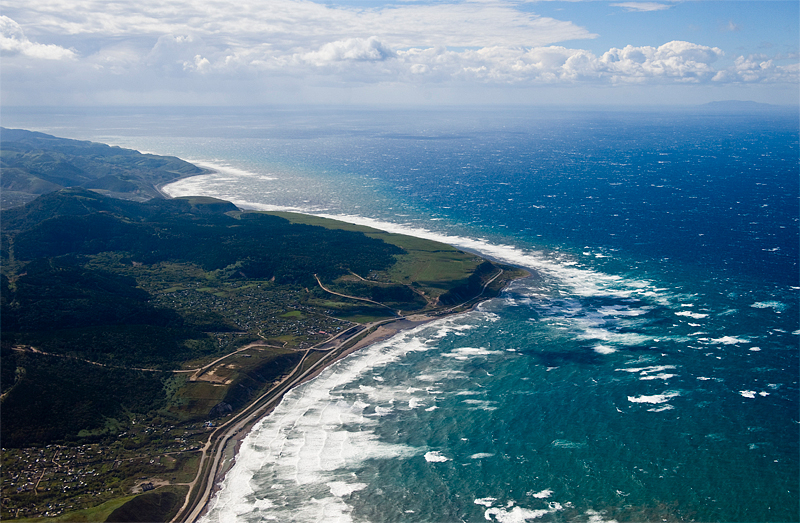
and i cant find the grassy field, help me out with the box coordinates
[266,211,483,299]
[104,485,188,523]
[11,495,138,523]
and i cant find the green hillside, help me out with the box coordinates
[0,128,204,209]
[0,134,525,521]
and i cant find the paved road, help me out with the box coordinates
[8,342,280,379]
[172,343,354,523]
[189,341,283,381]
[314,274,398,315]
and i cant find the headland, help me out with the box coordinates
[0,129,527,523]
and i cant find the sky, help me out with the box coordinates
[1,0,798,106]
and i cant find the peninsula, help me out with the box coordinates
[0,130,527,522]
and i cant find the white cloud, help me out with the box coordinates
[7,0,597,49]
[1,1,797,105]
[195,39,717,86]
[599,41,723,83]
[383,41,727,85]
[184,54,210,73]
[731,54,799,83]
[300,37,395,66]
[611,2,674,13]
[0,15,75,60]
[725,20,742,32]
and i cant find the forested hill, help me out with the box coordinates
[0,128,204,209]
[1,187,403,288]
[0,188,405,445]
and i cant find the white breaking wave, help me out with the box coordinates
[675,311,709,319]
[485,506,552,522]
[751,301,787,312]
[199,314,508,522]
[327,482,367,497]
[199,323,446,523]
[710,336,749,345]
[424,451,451,462]
[191,160,279,181]
[740,390,770,399]
[593,345,617,354]
[443,346,505,359]
[627,391,681,404]
[618,365,677,374]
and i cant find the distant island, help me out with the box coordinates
[0,130,526,522]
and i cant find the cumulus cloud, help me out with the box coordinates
[611,2,674,12]
[300,37,395,66]
[163,38,795,87]
[1,0,797,105]
[599,41,723,82]
[386,41,727,84]
[184,54,210,73]
[731,54,799,82]
[0,15,75,60]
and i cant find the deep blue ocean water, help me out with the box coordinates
[3,107,798,522]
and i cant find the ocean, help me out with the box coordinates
[3,107,798,522]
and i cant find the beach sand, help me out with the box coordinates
[199,313,443,520]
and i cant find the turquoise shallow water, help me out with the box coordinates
[3,107,798,521]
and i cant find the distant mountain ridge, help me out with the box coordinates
[0,128,204,209]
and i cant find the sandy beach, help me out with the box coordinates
[187,312,449,522]
[185,263,536,523]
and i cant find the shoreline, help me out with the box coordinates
[203,316,434,500]
[152,174,530,522]
[155,167,218,199]
[186,285,526,522]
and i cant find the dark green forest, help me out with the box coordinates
[3,187,402,286]
[1,347,167,447]
[0,187,405,447]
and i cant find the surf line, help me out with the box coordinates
[172,262,525,523]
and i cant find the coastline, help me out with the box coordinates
[203,316,433,499]
[5,119,796,523]
[153,170,530,522]
[0,152,535,522]
[185,279,527,523]
[155,167,218,199]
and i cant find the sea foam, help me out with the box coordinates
[424,451,451,462]
[627,391,681,404]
